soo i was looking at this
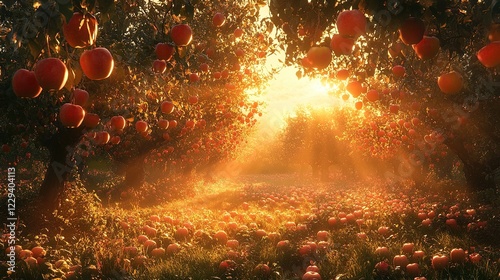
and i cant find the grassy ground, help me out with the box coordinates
[2,173,500,279]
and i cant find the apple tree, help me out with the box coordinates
[0,0,273,212]
[267,0,500,190]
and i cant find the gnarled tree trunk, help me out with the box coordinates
[39,127,84,214]
[444,136,498,191]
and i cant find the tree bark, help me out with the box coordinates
[39,127,84,214]
[444,137,497,191]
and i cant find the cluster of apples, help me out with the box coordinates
[152,23,193,74]
[303,9,367,69]
[11,12,115,130]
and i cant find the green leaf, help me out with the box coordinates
[57,0,73,22]
[28,40,42,59]
[98,0,115,13]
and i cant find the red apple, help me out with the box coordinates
[80,47,114,80]
[155,43,175,61]
[438,71,463,94]
[336,69,349,80]
[432,255,449,270]
[219,259,236,271]
[25,257,37,268]
[316,231,329,241]
[60,103,85,128]
[327,217,337,227]
[254,263,271,276]
[299,245,312,256]
[412,250,425,261]
[170,24,193,46]
[235,48,245,57]
[392,65,405,77]
[355,101,363,110]
[399,17,425,45]
[2,144,10,153]
[188,96,198,104]
[175,227,189,240]
[301,57,313,68]
[143,240,157,251]
[302,271,321,280]
[393,255,409,267]
[413,36,440,60]
[390,104,399,114]
[357,232,367,239]
[213,12,226,27]
[450,248,465,263]
[446,218,458,228]
[488,23,500,41]
[135,121,148,133]
[306,46,332,69]
[330,34,355,55]
[226,239,239,249]
[63,12,98,48]
[366,89,379,102]
[35,58,68,90]
[150,247,165,258]
[277,240,290,249]
[31,247,45,259]
[152,60,167,74]
[406,263,421,277]
[137,235,148,243]
[169,120,178,129]
[72,88,89,106]
[199,63,209,73]
[162,132,170,141]
[375,247,390,257]
[337,9,366,37]
[110,116,126,130]
[161,101,175,114]
[477,41,500,68]
[189,73,200,83]
[375,261,389,274]
[95,131,110,145]
[83,113,100,128]
[346,80,363,97]
[234,28,244,38]
[214,230,228,244]
[110,135,120,144]
[255,229,267,239]
[402,243,414,254]
[466,209,476,216]
[12,69,42,98]
[377,226,389,236]
[469,253,482,264]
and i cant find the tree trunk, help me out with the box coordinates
[39,127,84,214]
[444,137,497,191]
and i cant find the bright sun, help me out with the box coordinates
[249,66,346,139]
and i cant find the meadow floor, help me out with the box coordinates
[4,173,500,279]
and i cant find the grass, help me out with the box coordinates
[2,173,500,280]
